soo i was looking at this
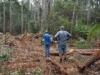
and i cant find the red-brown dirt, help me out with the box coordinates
[0,34,100,75]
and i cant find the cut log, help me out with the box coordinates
[47,58,68,75]
[78,52,94,55]
[50,51,94,56]
[67,57,92,74]
[50,52,59,56]
[50,50,100,74]
[67,50,100,73]
[68,57,84,69]
[84,50,100,67]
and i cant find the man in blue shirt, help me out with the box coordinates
[43,30,52,57]
[54,26,72,63]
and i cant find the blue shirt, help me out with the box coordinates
[55,30,72,45]
[43,33,51,45]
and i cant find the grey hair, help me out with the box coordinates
[60,26,64,30]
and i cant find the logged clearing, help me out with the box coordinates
[0,33,100,75]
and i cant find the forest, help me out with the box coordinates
[0,0,100,75]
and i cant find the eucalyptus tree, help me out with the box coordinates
[41,0,53,33]
[12,0,21,34]
[87,0,91,25]
[71,0,78,26]
[10,0,12,33]
[92,0,100,24]
[41,0,46,32]
[25,0,30,32]
[3,0,5,34]
[9,0,14,34]
[0,0,3,31]
[33,0,40,29]
[21,0,23,34]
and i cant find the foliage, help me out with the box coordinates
[74,38,91,49]
[11,69,25,75]
[46,0,100,35]
[11,71,19,75]
[29,20,39,33]
[73,24,92,39]
[0,53,9,62]
[0,47,11,62]
[88,24,100,38]
[32,67,43,75]
[0,0,100,36]
[46,0,73,34]
[0,0,32,34]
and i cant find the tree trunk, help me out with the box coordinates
[87,0,91,25]
[3,0,5,34]
[47,58,68,75]
[80,1,83,22]
[27,0,30,32]
[34,1,39,28]
[71,2,76,34]
[10,0,12,34]
[21,0,24,34]
[37,0,40,29]
[72,4,76,25]
[75,0,78,26]
[41,0,46,33]
[84,50,100,67]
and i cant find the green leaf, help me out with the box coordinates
[88,24,100,38]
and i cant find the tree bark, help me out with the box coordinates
[75,0,78,26]
[3,0,5,34]
[41,0,45,33]
[10,0,12,34]
[21,0,24,34]
[37,0,40,29]
[47,58,68,75]
[84,50,100,67]
[87,0,91,25]
[50,51,94,56]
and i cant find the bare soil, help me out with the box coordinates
[0,34,100,75]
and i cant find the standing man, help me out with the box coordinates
[43,30,52,57]
[54,26,72,63]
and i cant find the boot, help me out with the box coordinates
[60,58,63,63]
[63,57,67,62]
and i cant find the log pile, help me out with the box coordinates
[49,50,100,75]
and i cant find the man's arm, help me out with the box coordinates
[54,32,59,41]
[67,32,72,40]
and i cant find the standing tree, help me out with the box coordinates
[3,0,5,34]
[87,0,91,25]
[21,0,24,34]
[9,0,13,34]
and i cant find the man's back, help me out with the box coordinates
[55,30,71,45]
[43,33,51,45]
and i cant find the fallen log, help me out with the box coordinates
[68,57,83,69]
[50,50,100,74]
[66,50,100,74]
[84,50,100,67]
[67,57,93,74]
[47,58,68,75]
[50,51,94,56]
[78,52,94,55]
[50,52,59,56]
